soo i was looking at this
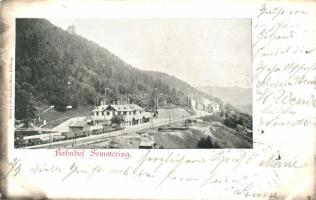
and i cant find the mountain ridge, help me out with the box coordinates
[15,18,206,120]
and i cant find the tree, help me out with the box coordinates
[111,115,123,126]
[223,116,238,128]
[187,98,193,109]
[197,136,214,148]
[237,115,243,125]
[15,84,36,124]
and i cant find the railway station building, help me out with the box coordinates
[92,104,152,126]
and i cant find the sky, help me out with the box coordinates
[48,18,252,88]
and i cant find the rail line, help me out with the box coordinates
[24,114,209,149]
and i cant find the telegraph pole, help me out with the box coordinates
[103,87,109,133]
[104,87,108,105]
[155,88,158,111]
[67,81,71,112]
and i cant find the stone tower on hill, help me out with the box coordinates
[67,24,76,34]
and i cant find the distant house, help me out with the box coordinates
[139,141,154,149]
[185,119,197,126]
[206,101,220,112]
[244,128,253,136]
[92,104,152,126]
[139,134,155,149]
[185,119,204,126]
[192,99,206,110]
[212,103,220,112]
[69,121,90,136]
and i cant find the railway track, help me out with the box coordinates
[24,114,209,149]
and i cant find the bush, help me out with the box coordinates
[111,115,124,126]
[223,117,237,128]
[197,136,219,148]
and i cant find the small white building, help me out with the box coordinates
[192,99,205,110]
[205,101,221,113]
[92,104,152,126]
[212,103,221,112]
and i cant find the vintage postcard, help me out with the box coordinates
[0,0,315,199]
[14,18,252,150]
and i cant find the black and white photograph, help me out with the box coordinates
[14,18,252,149]
[3,1,315,199]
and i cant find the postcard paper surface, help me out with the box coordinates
[0,0,315,199]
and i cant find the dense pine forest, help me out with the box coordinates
[15,19,212,121]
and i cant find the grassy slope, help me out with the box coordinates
[38,105,94,128]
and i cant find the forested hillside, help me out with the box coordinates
[15,18,204,120]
